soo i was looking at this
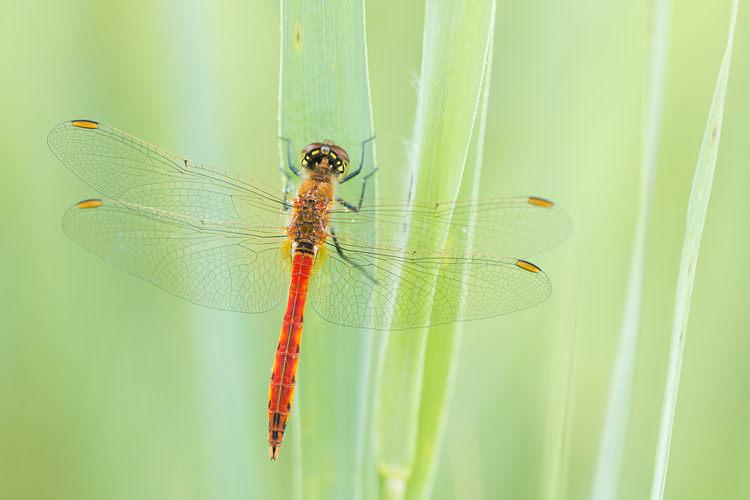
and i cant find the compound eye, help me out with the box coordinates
[325,151,347,176]
[329,144,350,176]
[300,142,325,170]
[335,158,349,176]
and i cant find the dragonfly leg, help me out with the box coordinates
[278,136,302,177]
[340,135,375,184]
[337,167,379,211]
[282,175,295,199]
[329,226,378,284]
[278,137,302,197]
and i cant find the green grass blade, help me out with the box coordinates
[405,9,496,500]
[374,0,496,498]
[590,0,670,498]
[279,1,376,498]
[649,1,739,498]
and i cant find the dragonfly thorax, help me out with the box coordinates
[288,185,332,249]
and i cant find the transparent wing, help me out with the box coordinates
[328,196,572,258]
[63,199,290,313]
[48,120,291,226]
[51,120,565,326]
[309,238,551,331]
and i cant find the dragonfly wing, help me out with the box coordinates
[328,196,572,258]
[309,239,551,330]
[49,120,291,226]
[63,199,290,313]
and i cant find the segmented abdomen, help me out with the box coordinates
[267,248,314,460]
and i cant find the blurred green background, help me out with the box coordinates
[1,0,748,499]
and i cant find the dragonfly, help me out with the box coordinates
[49,119,571,460]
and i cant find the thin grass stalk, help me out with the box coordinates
[278,1,377,498]
[589,1,670,498]
[374,0,495,498]
[539,242,591,500]
[649,1,739,498]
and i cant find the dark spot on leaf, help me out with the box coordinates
[294,23,302,51]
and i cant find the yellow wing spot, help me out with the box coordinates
[76,199,103,209]
[515,259,541,273]
[72,120,99,129]
[528,197,553,208]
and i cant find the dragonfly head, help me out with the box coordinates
[300,141,350,178]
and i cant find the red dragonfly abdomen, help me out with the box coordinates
[267,247,315,460]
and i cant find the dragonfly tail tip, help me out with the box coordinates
[269,445,280,461]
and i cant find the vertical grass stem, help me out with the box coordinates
[649,2,739,498]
